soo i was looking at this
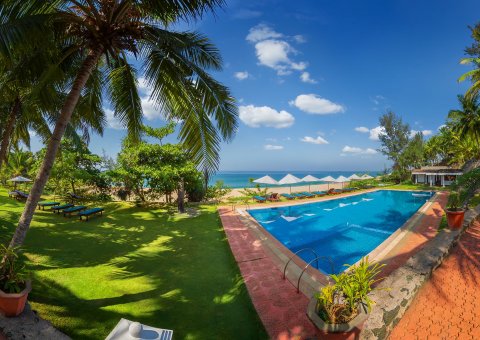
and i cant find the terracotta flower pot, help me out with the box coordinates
[445,209,465,229]
[0,280,31,317]
[306,297,368,335]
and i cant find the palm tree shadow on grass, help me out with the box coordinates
[1,199,267,339]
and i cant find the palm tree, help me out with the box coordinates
[0,0,237,248]
[448,94,480,157]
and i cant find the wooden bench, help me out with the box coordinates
[63,205,87,217]
[51,203,74,213]
[78,208,104,221]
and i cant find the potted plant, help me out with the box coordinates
[445,191,465,229]
[0,245,31,317]
[307,257,384,334]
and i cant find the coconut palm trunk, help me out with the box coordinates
[0,97,21,169]
[9,47,103,248]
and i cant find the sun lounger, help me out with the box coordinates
[13,190,29,200]
[78,207,104,221]
[292,193,306,199]
[8,191,18,199]
[327,188,342,195]
[312,191,327,196]
[299,192,315,198]
[63,205,87,217]
[253,195,266,203]
[267,193,280,202]
[67,192,83,200]
[281,193,296,200]
[51,203,74,213]
[38,201,60,210]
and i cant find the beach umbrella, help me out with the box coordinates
[278,174,301,193]
[301,175,321,192]
[348,174,362,180]
[253,175,278,191]
[334,175,350,189]
[320,175,336,190]
[361,174,374,180]
[8,176,32,190]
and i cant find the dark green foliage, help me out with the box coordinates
[378,111,411,180]
[111,133,203,206]
[0,244,28,293]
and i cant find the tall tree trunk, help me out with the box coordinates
[0,98,21,170]
[9,48,103,249]
[177,179,185,213]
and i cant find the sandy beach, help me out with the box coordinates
[227,182,346,198]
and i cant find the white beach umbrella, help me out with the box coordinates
[253,175,278,191]
[301,175,321,192]
[334,175,350,189]
[320,175,336,190]
[278,174,301,193]
[8,176,32,190]
[361,174,374,180]
[348,174,362,180]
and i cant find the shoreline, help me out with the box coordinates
[226,183,345,198]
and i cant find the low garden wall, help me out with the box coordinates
[360,205,480,339]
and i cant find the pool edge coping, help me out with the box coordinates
[236,189,442,298]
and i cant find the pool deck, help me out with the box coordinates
[218,189,447,339]
[389,218,480,339]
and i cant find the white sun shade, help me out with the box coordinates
[348,174,362,180]
[334,175,350,183]
[278,174,302,185]
[301,175,321,182]
[253,175,278,185]
[8,176,32,182]
[320,176,336,182]
[361,174,374,179]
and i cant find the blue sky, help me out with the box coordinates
[30,1,480,171]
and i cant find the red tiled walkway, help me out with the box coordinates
[219,192,447,339]
[390,219,480,340]
[219,208,317,339]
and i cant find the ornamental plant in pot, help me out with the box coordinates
[445,191,465,229]
[307,257,384,333]
[0,245,31,317]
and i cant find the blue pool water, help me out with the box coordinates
[247,190,433,274]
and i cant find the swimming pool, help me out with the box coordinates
[247,190,434,274]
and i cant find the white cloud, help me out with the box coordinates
[438,124,446,130]
[239,105,294,128]
[422,129,433,136]
[300,136,329,145]
[293,35,306,43]
[355,126,370,133]
[234,71,250,80]
[369,126,386,141]
[410,129,433,138]
[342,145,377,155]
[246,24,283,42]
[247,24,311,77]
[265,137,277,142]
[300,72,317,84]
[264,144,284,151]
[105,109,125,130]
[289,94,345,114]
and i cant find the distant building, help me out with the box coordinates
[411,166,463,186]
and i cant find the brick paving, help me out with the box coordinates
[390,219,480,340]
[218,191,447,339]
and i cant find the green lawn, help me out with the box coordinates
[0,189,267,339]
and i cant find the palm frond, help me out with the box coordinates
[107,58,143,141]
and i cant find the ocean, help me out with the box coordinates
[209,170,382,189]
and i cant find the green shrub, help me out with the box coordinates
[0,245,29,294]
[315,257,384,324]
